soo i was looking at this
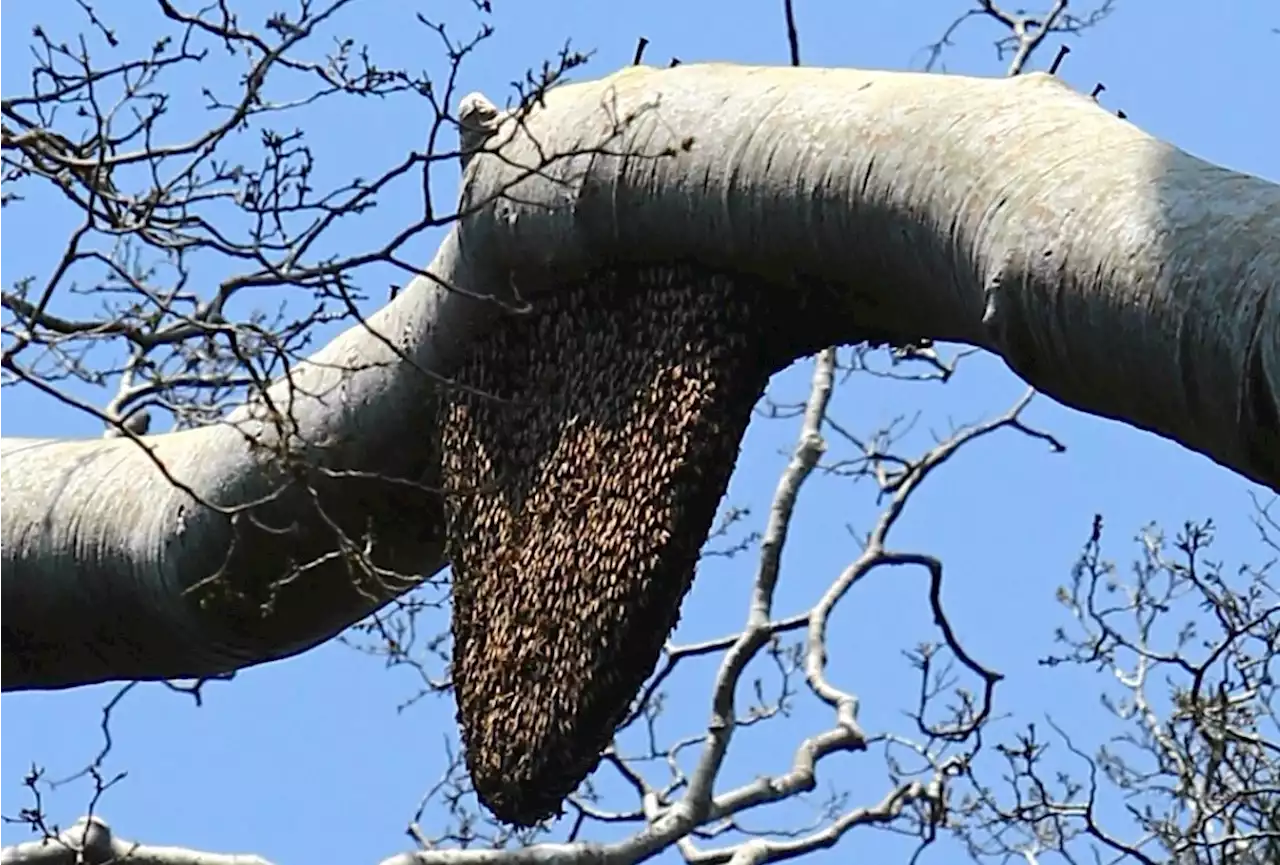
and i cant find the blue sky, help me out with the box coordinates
[2,1,1277,863]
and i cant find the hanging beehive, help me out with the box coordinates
[437,263,839,826]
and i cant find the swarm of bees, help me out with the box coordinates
[437,263,839,826]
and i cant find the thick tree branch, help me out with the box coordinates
[0,817,270,865]
[452,64,1277,489]
[4,64,1276,692]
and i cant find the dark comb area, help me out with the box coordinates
[438,264,833,826]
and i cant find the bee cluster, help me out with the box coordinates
[437,264,831,826]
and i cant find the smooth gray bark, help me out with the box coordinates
[3,64,1276,691]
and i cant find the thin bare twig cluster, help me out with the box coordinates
[1,0,585,438]
[921,0,1117,75]
[953,516,1279,865]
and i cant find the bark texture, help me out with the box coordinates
[3,63,1276,692]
